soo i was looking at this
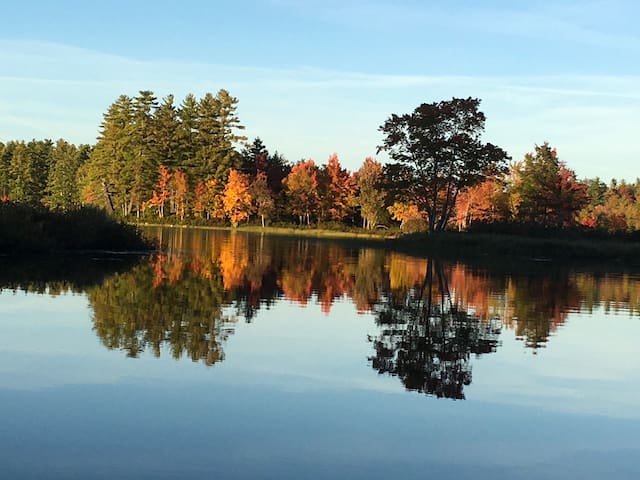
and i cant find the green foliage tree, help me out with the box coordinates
[129,90,159,217]
[378,97,509,233]
[513,143,588,227]
[177,93,200,171]
[356,157,385,229]
[195,89,246,184]
[44,139,83,210]
[154,94,181,170]
[82,94,135,214]
[0,141,15,199]
[8,140,53,205]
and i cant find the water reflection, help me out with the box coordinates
[369,258,501,399]
[4,227,640,398]
[88,258,235,365]
[0,255,140,295]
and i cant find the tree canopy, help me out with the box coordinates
[2,90,639,234]
[378,97,510,232]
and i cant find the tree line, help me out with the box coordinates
[1,91,638,232]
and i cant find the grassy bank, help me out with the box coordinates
[0,203,154,254]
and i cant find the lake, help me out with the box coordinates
[1,227,639,479]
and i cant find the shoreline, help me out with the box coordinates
[134,223,640,266]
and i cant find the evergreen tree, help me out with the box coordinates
[44,139,82,210]
[130,90,159,216]
[196,90,246,184]
[0,141,14,199]
[8,140,53,204]
[8,141,29,202]
[240,137,269,175]
[195,92,221,183]
[82,95,135,214]
[154,94,181,170]
[177,93,200,171]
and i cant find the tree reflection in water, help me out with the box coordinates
[88,254,236,366]
[9,228,640,392]
[369,258,501,400]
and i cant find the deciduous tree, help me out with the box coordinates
[318,153,356,223]
[250,171,275,227]
[356,157,385,229]
[223,169,252,227]
[378,97,509,232]
[284,160,319,225]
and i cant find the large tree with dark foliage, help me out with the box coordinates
[378,97,509,233]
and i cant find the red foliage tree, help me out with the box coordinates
[284,159,319,225]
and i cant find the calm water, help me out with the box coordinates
[1,227,639,479]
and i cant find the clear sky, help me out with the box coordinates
[1,0,639,180]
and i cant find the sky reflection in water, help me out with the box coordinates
[0,228,639,479]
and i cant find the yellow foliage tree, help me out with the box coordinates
[223,169,253,227]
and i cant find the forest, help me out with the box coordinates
[1,89,639,234]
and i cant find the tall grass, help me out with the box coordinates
[0,202,154,254]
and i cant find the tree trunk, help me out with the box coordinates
[101,179,114,214]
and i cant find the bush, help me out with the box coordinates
[0,202,154,254]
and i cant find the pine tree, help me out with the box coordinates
[177,93,200,171]
[44,139,82,210]
[82,95,135,215]
[0,141,15,199]
[130,90,159,217]
[195,90,246,184]
[155,94,181,170]
[8,140,53,204]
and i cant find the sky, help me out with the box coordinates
[1,0,639,180]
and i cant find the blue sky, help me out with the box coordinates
[1,0,639,180]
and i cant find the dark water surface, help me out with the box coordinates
[1,227,639,479]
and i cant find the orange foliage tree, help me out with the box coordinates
[318,153,356,223]
[223,169,253,227]
[145,164,172,218]
[284,159,319,225]
[387,202,425,231]
[194,179,225,220]
[171,169,189,220]
[454,177,508,230]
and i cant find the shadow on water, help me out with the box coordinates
[6,227,640,399]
